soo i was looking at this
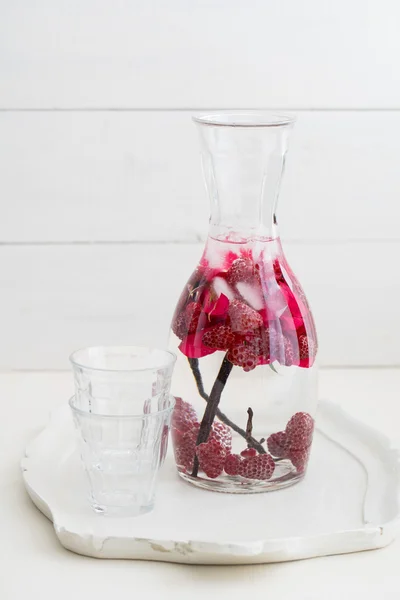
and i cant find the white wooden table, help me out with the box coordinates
[1,369,400,600]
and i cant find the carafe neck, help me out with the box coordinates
[194,113,294,242]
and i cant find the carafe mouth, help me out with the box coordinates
[192,112,295,128]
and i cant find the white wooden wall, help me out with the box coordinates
[1,0,399,369]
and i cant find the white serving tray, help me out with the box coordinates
[21,401,400,565]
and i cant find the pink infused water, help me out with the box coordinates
[169,236,318,493]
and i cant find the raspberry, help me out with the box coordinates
[185,302,202,334]
[266,412,314,471]
[224,453,242,476]
[227,344,258,372]
[196,439,226,479]
[299,335,317,360]
[171,397,198,434]
[228,300,263,333]
[172,311,187,339]
[288,447,310,473]
[203,325,235,350]
[175,396,197,417]
[173,423,200,472]
[239,453,275,480]
[247,329,289,363]
[226,258,260,285]
[210,421,232,453]
[286,412,314,450]
[240,447,257,457]
[283,337,295,366]
[267,431,287,458]
[244,331,270,357]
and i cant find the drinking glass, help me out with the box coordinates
[69,346,176,516]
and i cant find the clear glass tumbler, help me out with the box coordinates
[69,346,176,516]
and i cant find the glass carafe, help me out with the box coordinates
[169,113,318,493]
